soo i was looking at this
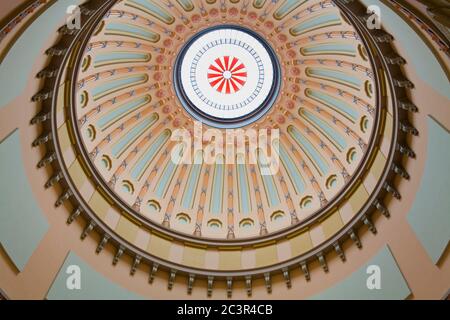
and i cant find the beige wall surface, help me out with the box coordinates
[0,0,449,300]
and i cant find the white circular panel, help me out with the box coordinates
[174,26,281,128]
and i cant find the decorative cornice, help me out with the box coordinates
[27,0,418,297]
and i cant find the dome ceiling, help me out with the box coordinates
[73,0,379,243]
[4,0,450,300]
[31,0,414,285]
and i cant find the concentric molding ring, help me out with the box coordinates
[30,0,419,292]
[173,24,282,129]
[65,8,383,248]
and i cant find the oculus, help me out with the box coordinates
[173,25,282,128]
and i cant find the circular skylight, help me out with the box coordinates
[173,25,281,128]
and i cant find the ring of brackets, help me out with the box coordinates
[29,0,419,297]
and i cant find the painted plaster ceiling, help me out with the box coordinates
[30,0,415,284]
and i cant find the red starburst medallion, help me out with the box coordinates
[207,56,247,94]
